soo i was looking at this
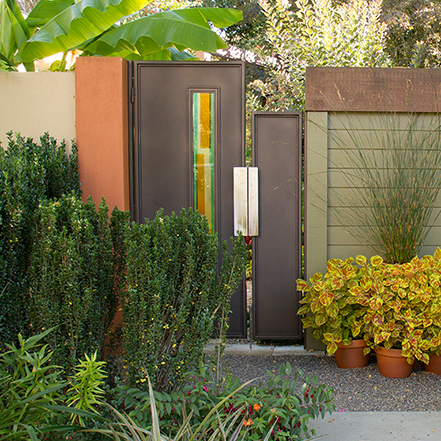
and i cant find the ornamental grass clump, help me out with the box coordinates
[123,208,247,392]
[330,110,441,264]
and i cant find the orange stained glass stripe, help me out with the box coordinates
[200,93,211,149]
[196,153,206,215]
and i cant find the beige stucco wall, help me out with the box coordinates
[0,72,75,151]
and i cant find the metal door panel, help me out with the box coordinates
[131,61,246,338]
[252,112,302,339]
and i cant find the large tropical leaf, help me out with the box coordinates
[26,0,75,29]
[0,0,29,60]
[90,46,197,60]
[84,7,243,59]
[18,0,151,62]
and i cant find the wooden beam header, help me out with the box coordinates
[305,67,441,113]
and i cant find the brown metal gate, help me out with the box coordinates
[129,60,247,338]
[129,62,303,340]
[251,112,303,340]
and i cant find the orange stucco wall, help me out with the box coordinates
[75,57,130,212]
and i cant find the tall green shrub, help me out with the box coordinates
[0,132,80,344]
[123,208,247,392]
[27,194,128,370]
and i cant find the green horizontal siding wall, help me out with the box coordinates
[305,110,441,349]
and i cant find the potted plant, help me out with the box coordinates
[297,256,371,368]
[361,250,441,377]
[415,251,441,375]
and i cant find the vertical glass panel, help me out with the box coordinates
[192,92,215,232]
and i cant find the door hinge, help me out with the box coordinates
[130,87,136,103]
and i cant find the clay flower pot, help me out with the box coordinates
[425,354,441,375]
[334,339,370,369]
[374,346,414,378]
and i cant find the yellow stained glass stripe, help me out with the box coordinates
[196,153,206,215]
[200,93,211,149]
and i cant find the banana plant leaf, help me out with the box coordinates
[0,0,29,60]
[87,46,197,60]
[83,7,243,58]
[25,0,75,29]
[18,0,151,62]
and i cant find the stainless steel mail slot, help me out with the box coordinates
[233,167,259,236]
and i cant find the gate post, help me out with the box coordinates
[76,57,130,334]
[75,57,130,212]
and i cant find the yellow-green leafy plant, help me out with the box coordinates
[0,329,105,439]
[362,249,441,365]
[297,256,370,355]
[251,0,389,111]
[67,352,107,426]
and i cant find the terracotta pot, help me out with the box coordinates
[334,339,370,369]
[425,354,441,375]
[374,346,414,378]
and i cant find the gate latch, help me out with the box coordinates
[233,167,259,237]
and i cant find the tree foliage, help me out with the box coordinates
[382,0,441,68]
[250,0,390,111]
[202,0,266,50]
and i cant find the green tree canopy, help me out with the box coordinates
[250,0,390,111]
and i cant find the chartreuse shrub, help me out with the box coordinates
[123,208,247,392]
[361,250,441,364]
[26,194,129,371]
[297,256,369,355]
[114,362,334,441]
[0,132,80,345]
[298,249,441,364]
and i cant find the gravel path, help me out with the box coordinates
[224,353,441,412]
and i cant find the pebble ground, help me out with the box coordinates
[224,353,441,412]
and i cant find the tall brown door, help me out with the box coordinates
[130,61,247,338]
[252,112,303,340]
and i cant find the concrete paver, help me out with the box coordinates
[308,411,441,440]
